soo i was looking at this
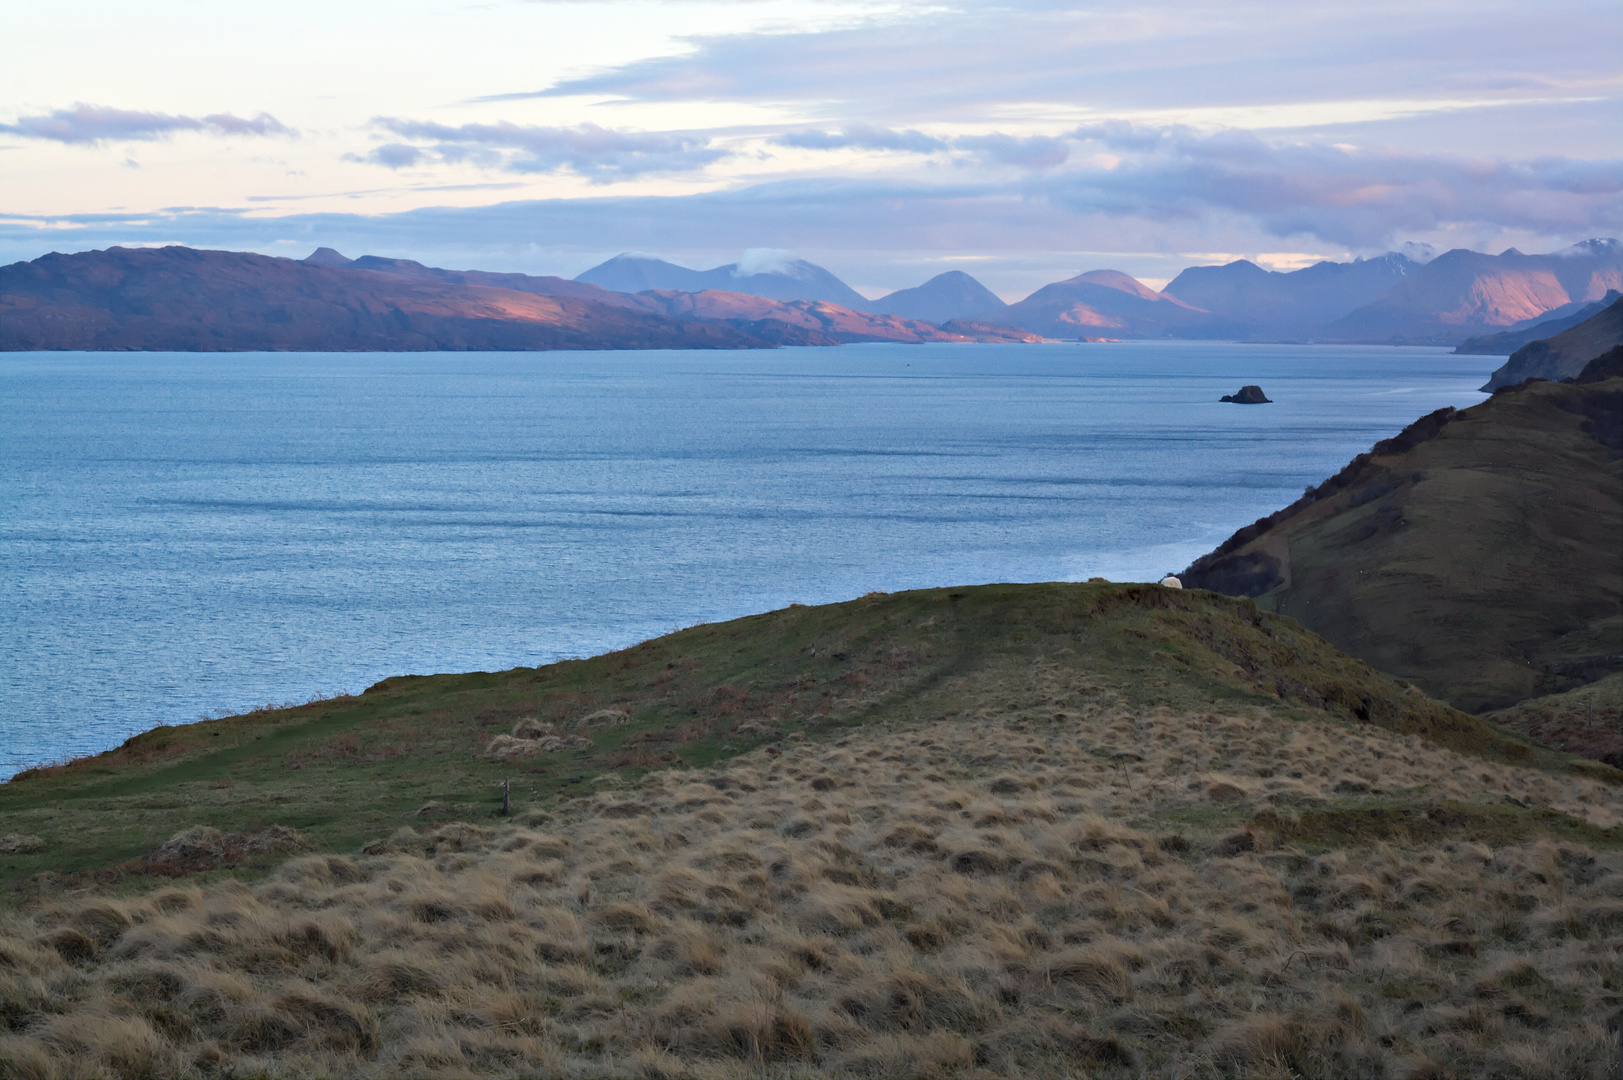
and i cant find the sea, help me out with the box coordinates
[0,342,1498,775]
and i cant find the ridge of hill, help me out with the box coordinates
[869,270,1007,323]
[1,582,1619,1078]
[1483,295,1623,389]
[0,247,783,352]
[993,269,1243,340]
[1181,375,1623,715]
[1454,290,1621,355]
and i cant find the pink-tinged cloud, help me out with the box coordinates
[0,103,292,145]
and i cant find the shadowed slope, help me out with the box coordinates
[1483,295,1623,389]
[1182,377,1623,714]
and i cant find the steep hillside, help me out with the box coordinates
[1483,296,1623,389]
[995,270,1242,339]
[0,247,781,352]
[1,583,1618,1079]
[1455,290,1620,355]
[870,271,1007,323]
[1485,672,1623,767]
[1324,241,1622,345]
[1182,377,1623,714]
[1163,253,1416,338]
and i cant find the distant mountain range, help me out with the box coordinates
[1318,241,1623,345]
[4,239,1620,351]
[0,248,1039,351]
[574,239,1622,345]
[576,254,872,310]
[991,269,1244,340]
[1162,252,1415,338]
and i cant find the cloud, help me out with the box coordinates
[1049,123,1623,247]
[773,125,948,153]
[953,133,1070,169]
[0,103,292,145]
[525,0,1622,130]
[353,119,727,180]
[772,126,1068,169]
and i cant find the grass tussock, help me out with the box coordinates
[3,691,1620,1079]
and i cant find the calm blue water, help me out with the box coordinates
[1,343,1495,773]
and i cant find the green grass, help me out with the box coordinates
[2,581,1604,899]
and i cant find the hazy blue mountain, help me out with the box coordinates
[994,269,1243,339]
[1162,252,1417,338]
[868,271,1006,323]
[303,247,354,268]
[576,253,872,308]
[572,254,710,293]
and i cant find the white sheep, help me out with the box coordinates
[1159,575,1183,589]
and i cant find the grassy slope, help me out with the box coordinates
[1485,672,1623,766]
[2,582,1599,895]
[2,584,1621,1079]
[1183,377,1623,714]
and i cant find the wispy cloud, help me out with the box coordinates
[1051,123,1623,246]
[0,103,292,145]
[351,119,727,180]
[771,126,1069,169]
[773,125,948,153]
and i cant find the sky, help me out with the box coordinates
[1,0,1619,298]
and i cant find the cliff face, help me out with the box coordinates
[1181,376,1623,714]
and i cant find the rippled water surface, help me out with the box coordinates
[1,343,1495,771]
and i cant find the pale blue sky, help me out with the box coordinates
[2,0,1618,295]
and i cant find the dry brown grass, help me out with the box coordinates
[4,684,1621,1078]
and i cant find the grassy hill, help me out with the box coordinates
[1182,375,1623,716]
[2,583,1620,1078]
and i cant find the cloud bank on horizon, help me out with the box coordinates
[0,0,1618,294]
